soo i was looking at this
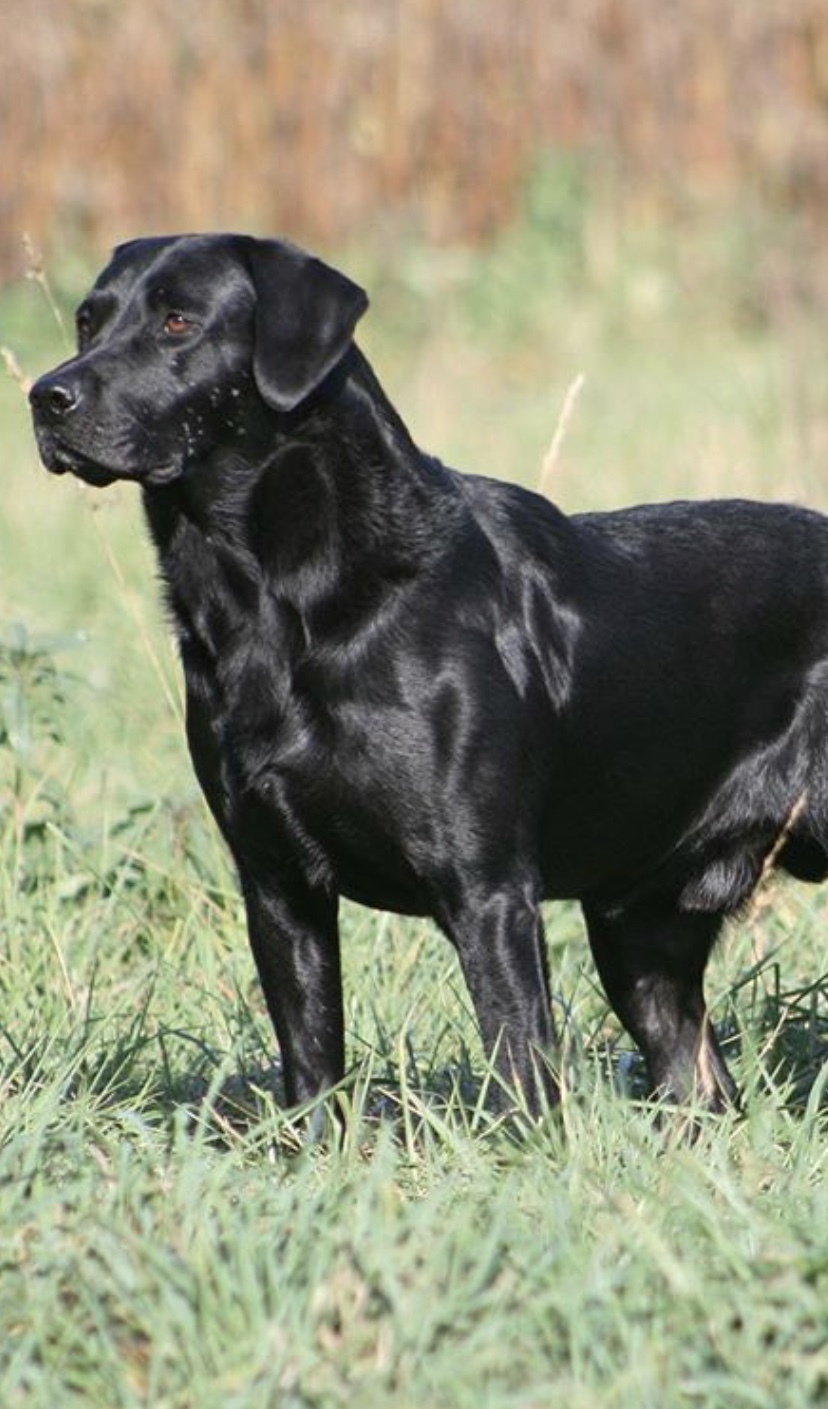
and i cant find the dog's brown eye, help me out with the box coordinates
[163,311,191,336]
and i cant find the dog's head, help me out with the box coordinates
[29,234,369,488]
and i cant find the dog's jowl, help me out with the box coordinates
[30,234,828,1116]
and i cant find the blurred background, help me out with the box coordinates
[4,0,828,276]
[5,0,828,490]
[4,0,828,497]
[3,0,828,811]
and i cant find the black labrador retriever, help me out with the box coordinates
[29,234,828,1117]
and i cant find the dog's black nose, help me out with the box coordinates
[29,375,80,420]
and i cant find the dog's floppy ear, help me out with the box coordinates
[245,238,369,413]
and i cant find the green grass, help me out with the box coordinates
[2,213,828,1406]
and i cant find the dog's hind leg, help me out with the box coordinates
[581,899,738,1110]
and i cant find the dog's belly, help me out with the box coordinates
[538,728,824,914]
[315,803,434,915]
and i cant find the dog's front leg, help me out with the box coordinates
[239,869,344,1110]
[443,882,559,1116]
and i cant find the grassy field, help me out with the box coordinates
[2,215,828,1407]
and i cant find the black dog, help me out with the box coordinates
[29,234,828,1116]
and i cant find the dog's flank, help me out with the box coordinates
[29,233,828,1118]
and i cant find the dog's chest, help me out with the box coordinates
[191,614,429,906]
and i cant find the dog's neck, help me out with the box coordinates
[142,347,461,642]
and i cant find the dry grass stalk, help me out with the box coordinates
[538,372,585,499]
[1,346,30,395]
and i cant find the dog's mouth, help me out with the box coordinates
[48,448,119,488]
[37,438,178,489]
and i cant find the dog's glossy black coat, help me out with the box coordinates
[30,234,828,1114]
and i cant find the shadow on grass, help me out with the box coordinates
[726,965,828,1113]
[3,959,828,1168]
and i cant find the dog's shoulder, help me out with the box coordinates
[452,471,584,573]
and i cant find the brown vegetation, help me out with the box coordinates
[3,0,828,277]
